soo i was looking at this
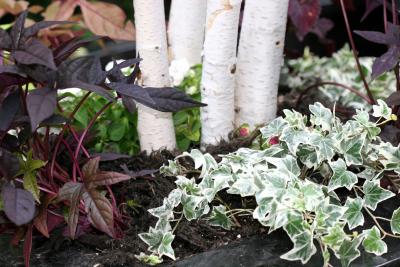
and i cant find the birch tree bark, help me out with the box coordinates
[234,0,289,128]
[133,0,176,152]
[168,0,207,66]
[200,0,241,146]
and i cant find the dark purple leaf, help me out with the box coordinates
[1,134,20,152]
[40,114,68,126]
[72,80,114,101]
[121,95,136,113]
[0,148,20,178]
[91,152,131,161]
[362,0,383,21]
[0,65,26,77]
[53,36,104,64]
[0,74,27,90]
[107,82,155,106]
[146,87,207,112]
[0,90,20,131]
[386,91,400,106]
[86,171,131,189]
[27,87,57,130]
[10,11,28,48]
[58,56,105,85]
[21,65,57,84]
[386,23,400,45]
[2,183,36,226]
[120,164,157,179]
[371,46,400,80]
[0,29,11,49]
[13,39,57,70]
[380,125,400,145]
[354,30,388,45]
[288,0,321,40]
[310,18,334,41]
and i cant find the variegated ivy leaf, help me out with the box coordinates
[265,155,301,177]
[311,135,336,162]
[301,182,325,211]
[181,193,209,221]
[207,205,233,230]
[362,226,387,256]
[321,223,348,251]
[200,166,232,202]
[363,180,395,210]
[280,230,317,264]
[282,109,307,129]
[372,99,392,120]
[264,200,290,232]
[175,176,201,195]
[336,236,363,267]
[135,252,163,266]
[180,150,217,178]
[377,142,400,174]
[227,172,260,197]
[328,159,358,191]
[280,127,314,154]
[340,135,365,166]
[315,201,346,229]
[284,211,307,236]
[160,160,180,176]
[139,228,176,260]
[148,198,175,220]
[343,197,364,230]
[155,218,172,232]
[353,109,381,138]
[309,102,333,132]
[260,117,288,139]
[390,207,400,235]
[297,145,318,169]
[356,167,378,180]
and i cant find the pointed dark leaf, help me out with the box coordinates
[2,183,36,226]
[40,114,68,126]
[21,65,57,84]
[288,0,321,40]
[27,87,57,130]
[0,65,26,77]
[82,157,100,178]
[33,194,56,238]
[91,152,131,161]
[0,74,28,89]
[0,29,11,49]
[82,189,115,237]
[10,10,28,48]
[72,80,114,101]
[0,90,20,131]
[121,95,136,113]
[146,87,206,112]
[109,58,141,70]
[53,36,104,64]
[371,46,400,80]
[354,30,388,45]
[0,148,20,178]
[58,56,105,84]
[86,171,131,189]
[362,0,383,21]
[310,18,334,41]
[108,82,155,106]
[386,91,400,106]
[386,23,400,45]
[58,182,84,239]
[23,21,74,40]
[13,39,57,70]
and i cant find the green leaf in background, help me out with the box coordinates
[363,180,394,211]
[328,159,358,191]
[391,208,400,235]
[336,237,363,267]
[362,226,387,256]
[343,197,364,230]
[207,205,233,230]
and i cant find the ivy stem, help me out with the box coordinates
[363,207,400,239]
[215,195,241,227]
[172,213,184,233]
[339,0,376,104]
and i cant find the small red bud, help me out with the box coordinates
[239,127,250,137]
[269,136,280,145]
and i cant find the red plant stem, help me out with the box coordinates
[384,0,388,32]
[391,0,400,92]
[72,101,113,181]
[339,0,376,104]
[68,125,90,158]
[50,92,91,179]
[106,185,121,220]
[60,138,83,181]
[392,0,398,24]
[15,178,57,195]
[296,81,373,107]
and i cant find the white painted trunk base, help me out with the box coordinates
[235,0,289,128]
[168,0,207,65]
[200,0,241,146]
[134,0,176,152]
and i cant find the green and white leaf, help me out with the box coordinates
[372,99,392,120]
[391,207,400,235]
[362,226,387,256]
[363,180,395,211]
[343,197,364,230]
[207,205,233,230]
[328,159,358,191]
[280,230,317,264]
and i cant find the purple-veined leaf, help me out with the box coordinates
[362,0,383,21]
[40,114,68,126]
[0,73,28,89]
[0,90,20,131]
[0,65,26,77]
[82,157,100,178]
[10,10,28,48]
[386,91,400,106]
[72,80,114,101]
[0,29,11,49]
[53,36,104,64]
[288,0,321,40]
[0,148,20,178]
[27,87,57,130]
[13,39,57,70]
[91,152,131,161]
[386,23,400,45]
[146,87,207,112]
[82,189,115,237]
[354,30,388,45]
[310,18,334,41]
[2,183,36,226]
[86,171,131,189]
[107,82,155,106]
[371,46,400,80]
[121,95,136,113]
[58,182,84,239]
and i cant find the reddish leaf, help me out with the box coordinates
[23,21,74,40]
[82,157,100,178]
[27,87,57,130]
[354,30,388,45]
[46,212,65,233]
[91,152,131,161]
[33,194,56,238]
[23,224,33,267]
[310,18,334,41]
[0,0,29,15]
[42,0,78,21]
[58,182,84,239]
[86,171,131,189]
[82,189,115,237]
[2,183,35,226]
[288,0,321,40]
[79,0,135,41]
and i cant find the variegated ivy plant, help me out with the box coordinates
[138,101,400,267]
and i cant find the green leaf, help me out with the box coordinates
[23,172,40,203]
[301,182,325,211]
[372,99,392,120]
[280,230,317,264]
[207,205,233,230]
[311,135,336,162]
[390,207,400,235]
[363,180,394,210]
[343,197,364,230]
[340,136,365,166]
[322,224,348,251]
[158,232,175,260]
[135,253,163,266]
[353,110,381,138]
[108,120,126,141]
[362,226,387,256]
[336,237,363,267]
[378,143,400,174]
[309,102,333,131]
[260,117,288,138]
[181,193,209,221]
[284,212,306,236]
[280,127,314,154]
[139,228,175,260]
[328,159,358,191]
[265,155,301,177]
[283,109,307,129]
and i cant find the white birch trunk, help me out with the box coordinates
[133,0,177,152]
[200,0,241,146]
[168,0,207,65]
[234,0,289,128]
